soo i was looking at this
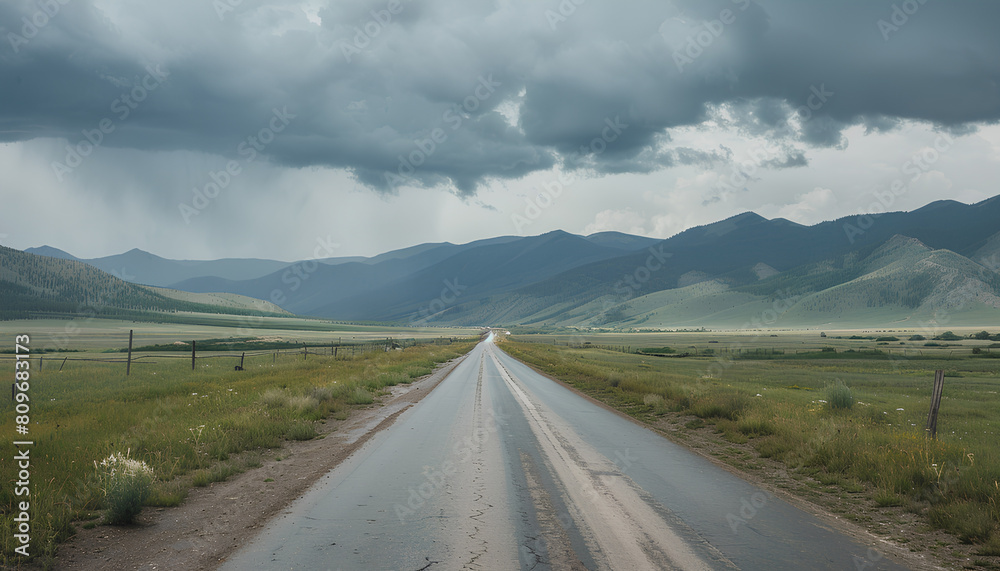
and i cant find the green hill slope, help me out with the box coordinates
[575,236,1000,329]
[145,287,290,315]
[0,246,290,321]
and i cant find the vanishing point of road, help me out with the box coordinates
[221,334,910,570]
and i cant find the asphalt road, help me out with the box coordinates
[221,335,910,570]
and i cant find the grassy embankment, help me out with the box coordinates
[1,340,475,567]
[501,339,1000,556]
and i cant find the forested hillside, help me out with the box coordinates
[0,246,287,320]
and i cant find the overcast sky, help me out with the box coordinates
[1,0,999,261]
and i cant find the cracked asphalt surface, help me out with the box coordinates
[219,335,911,570]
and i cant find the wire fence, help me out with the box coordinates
[527,339,984,358]
[0,336,461,373]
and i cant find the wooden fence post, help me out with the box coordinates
[191,340,196,370]
[926,370,945,439]
[126,329,133,376]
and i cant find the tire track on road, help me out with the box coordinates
[488,346,723,570]
[462,354,490,569]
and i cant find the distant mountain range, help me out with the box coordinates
[9,197,1000,328]
[22,246,292,286]
[0,246,290,321]
[19,232,661,320]
[461,197,1000,328]
[25,232,660,290]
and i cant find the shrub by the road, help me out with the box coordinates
[826,380,853,410]
[95,451,155,525]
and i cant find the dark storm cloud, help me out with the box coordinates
[1,0,998,194]
[761,151,807,170]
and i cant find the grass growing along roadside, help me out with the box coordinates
[346,386,375,405]
[94,451,155,525]
[0,341,475,567]
[501,340,1000,554]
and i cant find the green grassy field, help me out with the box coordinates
[512,326,1000,354]
[0,316,480,351]
[502,331,1000,556]
[0,324,476,567]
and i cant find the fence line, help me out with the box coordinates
[521,339,976,359]
[0,337,461,372]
